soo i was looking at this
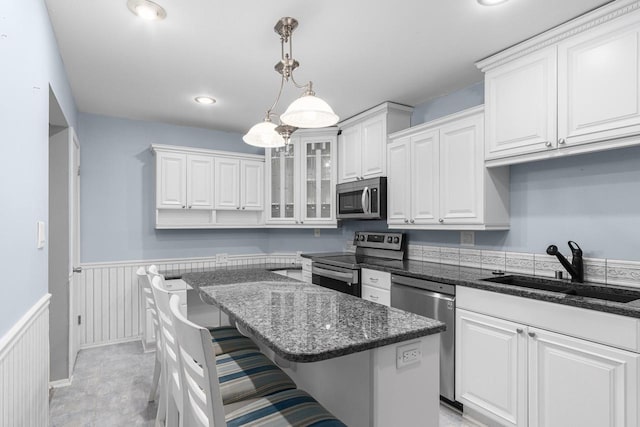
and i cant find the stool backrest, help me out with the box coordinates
[169,294,226,427]
[150,275,183,409]
[136,267,161,349]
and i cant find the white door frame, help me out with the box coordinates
[69,128,80,376]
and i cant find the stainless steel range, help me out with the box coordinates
[311,231,406,297]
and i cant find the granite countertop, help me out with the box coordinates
[182,269,446,363]
[304,254,640,319]
[162,262,301,280]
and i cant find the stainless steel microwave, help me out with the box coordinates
[336,177,387,220]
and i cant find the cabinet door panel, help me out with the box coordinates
[338,125,362,183]
[440,115,483,224]
[240,160,264,210]
[529,328,639,427]
[265,146,298,224]
[214,158,240,210]
[386,139,411,225]
[410,130,439,224]
[301,138,335,224]
[485,47,557,159]
[456,309,527,427]
[361,116,386,178]
[157,153,187,209]
[186,155,214,209]
[559,17,640,146]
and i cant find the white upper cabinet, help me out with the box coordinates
[265,128,338,227]
[558,13,640,147]
[186,155,214,209]
[214,158,240,210]
[387,107,509,230]
[338,102,412,183]
[484,47,558,160]
[478,1,640,166]
[157,152,187,209]
[215,158,264,211]
[152,145,264,229]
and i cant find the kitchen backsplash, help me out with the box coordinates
[346,240,640,289]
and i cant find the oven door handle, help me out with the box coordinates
[361,187,370,215]
[312,265,356,284]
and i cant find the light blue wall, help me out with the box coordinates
[78,113,347,263]
[411,82,484,126]
[0,0,77,337]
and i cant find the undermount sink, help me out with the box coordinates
[481,275,640,303]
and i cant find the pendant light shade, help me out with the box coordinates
[242,120,285,148]
[280,92,339,128]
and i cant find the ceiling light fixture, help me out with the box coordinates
[194,96,216,105]
[242,17,339,148]
[127,0,166,21]
[477,0,509,5]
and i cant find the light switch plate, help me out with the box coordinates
[460,231,475,247]
[37,221,45,249]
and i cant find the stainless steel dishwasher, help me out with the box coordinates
[391,274,457,405]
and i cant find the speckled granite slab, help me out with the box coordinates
[182,274,445,363]
[306,256,640,319]
[162,263,300,280]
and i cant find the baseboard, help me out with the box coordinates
[50,377,73,388]
[79,335,141,350]
[0,294,51,426]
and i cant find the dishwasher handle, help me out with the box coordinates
[391,274,455,296]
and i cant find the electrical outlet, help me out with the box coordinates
[216,253,228,264]
[314,228,321,237]
[460,231,475,247]
[396,342,422,369]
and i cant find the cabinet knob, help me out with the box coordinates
[438,218,444,223]
[545,141,553,147]
[242,207,245,210]
[188,205,192,209]
[558,138,566,145]
[295,220,299,224]
[528,332,536,338]
[182,205,186,209]
[404,219,409,224]
[516,328,523,334]
[410,219,415,224]
[236,207,240,210]
[300,220,304,224]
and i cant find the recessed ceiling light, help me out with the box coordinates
[127,0,166,21]
[195,96,216,105]
[477,0,509,5]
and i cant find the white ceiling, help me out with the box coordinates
[45,0,611,134]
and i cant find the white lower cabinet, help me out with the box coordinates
[457,306,640,427]
[301,258,312,284]
[361,268,391,306]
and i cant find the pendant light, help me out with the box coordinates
[243,17,339,147]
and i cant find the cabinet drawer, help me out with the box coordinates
[362,284,390,307]
[302,258,312,270]
[361,268,391,290]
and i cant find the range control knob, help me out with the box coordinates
[393,237,400,244]
[387,236,393,243]
[359,235,366,241]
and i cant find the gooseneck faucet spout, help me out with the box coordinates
[546,241,584,283]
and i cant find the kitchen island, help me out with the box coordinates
[182,268,445,427]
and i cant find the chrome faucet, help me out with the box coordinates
[546,241,584,283]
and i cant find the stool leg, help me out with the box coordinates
[149,352,162,402]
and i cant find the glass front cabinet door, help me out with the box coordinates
[265,128,337,227]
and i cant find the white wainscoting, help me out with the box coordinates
[77,253,299,348]
[0,294,50,426]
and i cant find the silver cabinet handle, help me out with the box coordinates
[516,328,523,334]
[236,206,240,210]
[528,332,536,338]
[73,267,83,273]
[370,277,379,282]
[410,219,415,224]
[558,138,566,145]
[188,205,192,209]
[300,220,304,224]
[404,219,409,224]
[545,141,553,147]
[438,218,444,223]
[182,205,186,209]
[369,294,379,300]
[242,207,246,210]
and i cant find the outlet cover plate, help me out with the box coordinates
[216,253,228,263]
[460,231,475,247]
[396,341,421,369]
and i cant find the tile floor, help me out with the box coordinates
[49,341,480,426]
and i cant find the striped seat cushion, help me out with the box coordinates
[209,326,259,355]
[225,389,346,427]
[217,349,297,405]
